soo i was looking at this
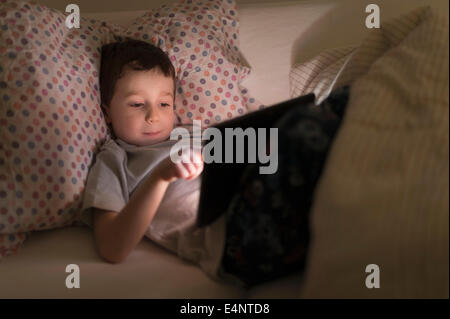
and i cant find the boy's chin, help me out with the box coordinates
[117,129,173,146]
[138,132,171,146]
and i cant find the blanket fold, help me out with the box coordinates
[297,6,449,298]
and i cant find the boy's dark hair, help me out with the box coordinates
[100,39,176,108]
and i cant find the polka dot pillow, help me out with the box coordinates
[120,0,263,127]
[0,0,117,258]
[0,0,262,260]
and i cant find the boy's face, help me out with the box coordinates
[104,67,176,146]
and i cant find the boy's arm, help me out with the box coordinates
[93,170,170,264]
[93,150,203,264]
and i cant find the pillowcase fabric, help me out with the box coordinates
[0,0,114,258]
[119,0,263,127]
[289,46,357,105]
[0,0,261,259]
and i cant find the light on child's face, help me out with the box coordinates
[107,68,175,146]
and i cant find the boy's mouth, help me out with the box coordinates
[143,131,161,136]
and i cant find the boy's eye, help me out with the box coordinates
[160,103,170,107]
[130,103,144,108]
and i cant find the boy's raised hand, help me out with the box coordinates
[155,147,204,183]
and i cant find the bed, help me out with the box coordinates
[0,0,448,299]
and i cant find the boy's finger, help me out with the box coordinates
[194,160,204,170]
[186,167,202,180]
[182,162,195,175]
[176,163,189,178]
[189,149,201,164]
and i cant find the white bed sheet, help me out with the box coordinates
[0,225,305,298]
[0,226,245,298]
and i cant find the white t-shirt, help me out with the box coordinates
[80,124,230,282]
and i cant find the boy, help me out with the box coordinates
[82,39,350,288]
[81,39,230,282]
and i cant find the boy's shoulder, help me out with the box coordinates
[100,136,125,152]
[95,137,127,162]
[86,137,127,182]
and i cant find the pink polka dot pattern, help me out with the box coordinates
[120,0,263,126]
[0,0,263,259]
[0,0,115,258]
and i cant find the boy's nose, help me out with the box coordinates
[145,108,159,123]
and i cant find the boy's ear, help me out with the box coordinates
[101,103,111,124]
